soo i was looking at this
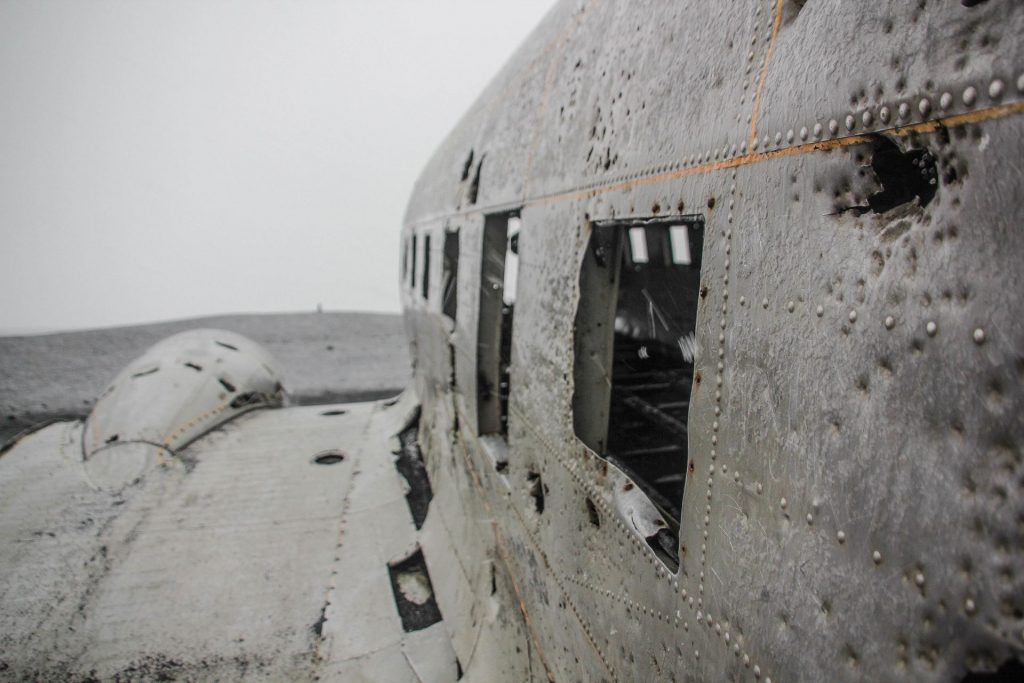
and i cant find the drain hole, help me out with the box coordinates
[105,434,119,444]
[218,378,236,393]
[184,362,203,372]
[320,409,347,416]
[215,341,239,351]
[131,366,159,378]
[313,450,346,465]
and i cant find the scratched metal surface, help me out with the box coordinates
[402,1,1024,681]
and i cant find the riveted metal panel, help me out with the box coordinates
[403,1,1024,681]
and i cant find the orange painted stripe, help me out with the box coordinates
[407,99,1024,228]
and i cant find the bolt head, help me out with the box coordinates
[898,102,910,120]
[884,315,895,329]
[963,86,977,106]
[926,321,937,336]
[940,92,953,109]
[919,98,932,116]
[989,79,1005,99]
[848,310,858,323]
[973,327,986,344]
[873,550,882,564]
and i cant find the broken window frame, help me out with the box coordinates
[476,210,520,439]
[410,233,418,292]
[421,233,431,301]
[572,214,706,570]
[441,228,460,321]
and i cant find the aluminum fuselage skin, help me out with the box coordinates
[401,2,1024,681]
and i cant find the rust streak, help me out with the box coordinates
[748,0,786,146]
[521,0,598,200]
[535,134,875,206]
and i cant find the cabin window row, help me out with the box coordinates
[404,212,704,572]
[402,230,461,322]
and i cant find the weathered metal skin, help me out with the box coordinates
[82,329,286,490]
[402,1,1024,681]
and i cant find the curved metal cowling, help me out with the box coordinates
[81,329,286,490]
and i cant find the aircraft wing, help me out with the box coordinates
[0,332,462,682]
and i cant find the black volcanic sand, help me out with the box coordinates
[0,312,410,446]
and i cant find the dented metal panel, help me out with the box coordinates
[402,1,1024,681]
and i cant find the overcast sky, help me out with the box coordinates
[0,0,555,334]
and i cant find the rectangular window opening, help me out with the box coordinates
[421,234,431,300]
[477,211,520,438]
[573,215,705,567]
[411,234,418,289]
[442,230,460,320]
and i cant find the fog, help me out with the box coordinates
[0,0,555,334]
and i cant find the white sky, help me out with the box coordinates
[0,0,555,334]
